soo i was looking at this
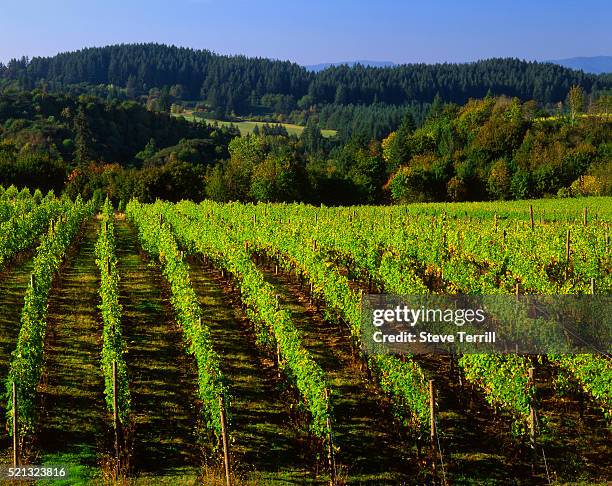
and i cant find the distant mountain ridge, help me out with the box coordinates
[549,56,612,74]
[308,56,612,75]
[304,60,397,72]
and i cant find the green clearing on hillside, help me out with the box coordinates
[175,112,337,138]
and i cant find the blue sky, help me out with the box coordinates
[0,0,610,65]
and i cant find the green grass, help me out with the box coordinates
[37,221,106,485]
[37,451,102,485]
[115,219,203,479]
[259,267,422,484]
[187,258,318,484]
[0,255,35,396]
[174,112,337,138]
[0,255,35,473]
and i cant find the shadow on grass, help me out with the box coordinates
[38,221,105,481]
[259,265,419,485]
[115,219,201,478]
[188,258,316,483]
[0,255,35,461]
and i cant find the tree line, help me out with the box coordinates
[0,85,609,205]
[2,43,611,118]
[0,90,238,198]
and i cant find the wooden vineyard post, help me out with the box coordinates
[591,278,595,295]
[30,273,36,290]
[106,256,111,276]
[565,229,571,278]
[503,229,507,246]
[429,380,437,482]
[312,239,317,252]
[276,341,282,379]
[530,205,534,231]
[325,388,336,486]
[357,289,366,371]
[515,282,520,302]
[219,394,232,486]
[275,294,282,378]
[12,381,18,467]
[244,240,249,254]
[528,367,536,450]
[159,213,163,227]
[113,361,122,471]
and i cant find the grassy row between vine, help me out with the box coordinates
[202,202,432,436]
[126,200,227,442]
[5,196,96,435]
[156,201,334,440]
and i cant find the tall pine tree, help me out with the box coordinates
[73,105,93,166]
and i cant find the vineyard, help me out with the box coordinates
[0,185,610,485]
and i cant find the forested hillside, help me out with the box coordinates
[0,90,238,198]
[0,85,610,204]
[2,43,611,121]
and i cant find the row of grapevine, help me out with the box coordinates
[382,217,611,423]
[5,196,96,435]
[157,201,333,439]
[0,193,70,270]
[0,187,55,224]
[189,201,431,435]
[126,201,227,440]
[289,211,536,435]
[237,203,610,433]
[0,186,48,203]
[0,192,39,224]
[553,354,611,421]
[295,197,611,227]
[95,199,131,424]
[267,205,609,294]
